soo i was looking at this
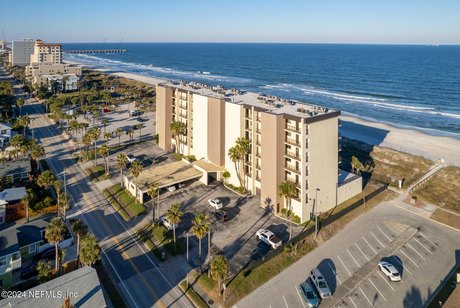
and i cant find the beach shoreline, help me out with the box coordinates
[66,60,460,166]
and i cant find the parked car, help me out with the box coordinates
[378,261,401,281]
[34,247,55,261]
[299,278,320,307]
[127,154,137,163]
[208,198,223,210]
[310,268,331,299]
[256,229,282,249]
[160,216,178,231]
[167,185,177,192]
[214,209,228,222]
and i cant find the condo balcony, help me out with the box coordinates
[285,124,300,133]
[285,164,301,174]
[285,150,300,160]
[285,138,300,147]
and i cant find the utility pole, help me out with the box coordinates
[63,168,67,221]
[315,188,320,235]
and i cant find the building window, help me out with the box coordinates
[28,243,37,254]
[0,256,6,266]
[12,252,19,261]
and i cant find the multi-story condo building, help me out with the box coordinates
[9,39,34,66]
[157,81,362,223]
[29,39,62,64]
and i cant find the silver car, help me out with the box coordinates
[310,268,331,299]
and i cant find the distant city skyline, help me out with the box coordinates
[2,0,460,45]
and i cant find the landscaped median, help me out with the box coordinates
[84,165,111,182]
[198,183,397,307]
[103,184,146,221]
[135,223,185,260]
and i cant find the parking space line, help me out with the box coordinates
[377,271,395,292]
[347,249,361,267]
[369,278,387,302]
[349,296,358,308]
[400,249,420,268]
[413,237,433,254]
[370,231,385,248]
[295,286,307,308]
[363,236,377,255]
[359,287,374,307]
[419,232,437,246]
[407,243,426,260]
[282,295,289,308]
[355,242,370,261]
[337,255,352,276]
[328,262,342,284]
[392,256,413,275]
[377,225,392,242]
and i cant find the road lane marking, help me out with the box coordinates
[407,243,426,260]
[347,249,361,267]
[392,256,413,276]
[359,287,374,307]
[369,278,387,302]
[363,236,377,255]
[377,271,395,292]
[295,286,307,308]
[413,237,433,254]
[377,226,392,242]
[328,262,342,284]
[419,232,437,246]
[337,255,352,276]
[400,249,420,268]
[370,231,385,248]
[355,242,370,261]
[349,296,358,308]
[283,295,289,308]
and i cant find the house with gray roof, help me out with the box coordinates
[0,187,26,224]
[0,228,21,288]
[0,158,31,184]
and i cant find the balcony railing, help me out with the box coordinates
[285,138,300,147]
[285,164,300,174]
[285,124,300,133]
[285,150,300,160]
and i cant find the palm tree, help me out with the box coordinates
[30,143,45,164]
[115,128,123,146]
[116,153,127,187]
[279,180,298,240]
[166,203,183,245]
[101,118,108,134]
[227,146,243,188]
[45,217,66,274]
[88,127,101,166]
[69,119,79,138]
[79,234,101,266]
[16,98,24,115]
[190,213,210,258]
[235,137,250,191]
[53,180,63,215]
[17,115,30,136]
[10,134,26,150]
[351,156,364,174]
[21,188,34,222]
[36,260,52,283]
[210,255,229,297]
[170,121,186,154]
[37,170,56,190]
[146,182,159,222]
[71,219,88,267]
[103,132,112,144]
[99,144,110,175]
[127,128,134,144]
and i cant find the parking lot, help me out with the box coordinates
[236,200,460,308]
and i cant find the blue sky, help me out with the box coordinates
[2,0,459,44]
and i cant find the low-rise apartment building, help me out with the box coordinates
[156,81,362,223]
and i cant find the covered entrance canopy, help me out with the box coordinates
[193,159,225,185]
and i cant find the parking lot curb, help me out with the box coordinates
[321,226,418,308]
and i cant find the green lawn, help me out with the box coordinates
[85,165,111,182]
[107,184,146,217]
[179,280,208,308]
[103,190,130,221]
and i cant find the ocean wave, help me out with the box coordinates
[65,53,252,84]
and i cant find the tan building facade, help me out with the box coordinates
[156,81,361,222]
[29,39,62,64]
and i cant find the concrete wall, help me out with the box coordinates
[123,175,143,203]
[307,117,339,215]
[192,94,209,160]
[337,176,363,205]
[224,102,243,187]
[207,97,225,166]
[156,85,173,151]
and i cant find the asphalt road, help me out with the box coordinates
[23,99,193,307]
[235,200,460,308]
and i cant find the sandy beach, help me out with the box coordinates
[68,61,460,166]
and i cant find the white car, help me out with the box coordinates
[167,185,177,192]
[208,198,223,210]
[256,229,282,249]
[378,261,401,281]
[159,216,178,231]
[127,154,137,163]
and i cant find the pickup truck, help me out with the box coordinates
[256,229,282,249]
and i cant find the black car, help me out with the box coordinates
[214,209,228,222]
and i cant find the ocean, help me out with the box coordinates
[62,43,460,136]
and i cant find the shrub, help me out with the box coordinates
[186,155,196,162]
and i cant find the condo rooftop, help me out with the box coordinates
[159,80,338,118]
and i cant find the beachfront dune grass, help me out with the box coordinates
[416,166,460,213]
[340,137,433,188]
